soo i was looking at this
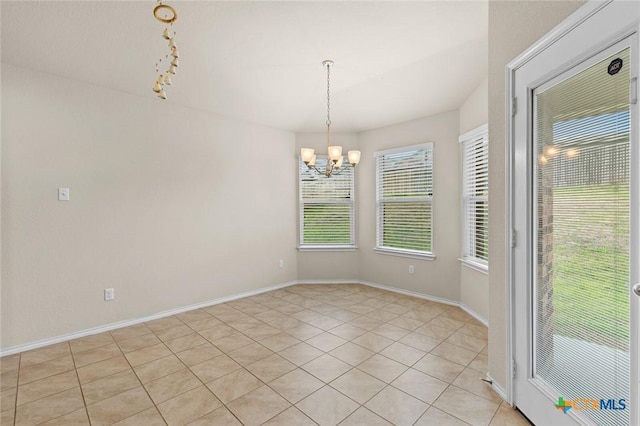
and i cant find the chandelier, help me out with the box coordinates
[300,60,361,177]
[152,1,179,100]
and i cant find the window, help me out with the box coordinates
[298,156,355,250]
[460,124,488,270]
[374,143,433,259]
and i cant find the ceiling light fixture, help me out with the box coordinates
[301,60,361,177]
[152,1,179,100]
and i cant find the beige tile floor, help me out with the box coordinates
[0,284,532,425]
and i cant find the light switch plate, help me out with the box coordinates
[58,187,70,201]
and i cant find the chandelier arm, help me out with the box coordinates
[307,165,325,176]
[308,159,351,177]
[329,165,347,176]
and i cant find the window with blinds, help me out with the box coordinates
[460,124,489,269]
[298,156,354,248]
[375,143,433,258]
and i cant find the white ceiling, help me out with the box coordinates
[1,1,488,132]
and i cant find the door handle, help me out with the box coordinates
[633,283,640,297]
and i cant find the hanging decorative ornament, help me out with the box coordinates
[152,1,178,100]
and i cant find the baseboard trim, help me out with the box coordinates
[0,280,297,357]
[1,278,489,356]
[486,373,509,403]
[459,302,489,327]
[359,280,489,326]
[358,280,458,306]
[290,279,489,325]
[296,279,360,285]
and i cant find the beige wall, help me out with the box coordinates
[358,111,461,301]
[458,77,489,321]
[1,65,298,349]
[487,0,585,390]
[294,132,360,281]
[460,77,488,135]
[5,2,582,361]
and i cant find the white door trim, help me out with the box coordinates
[505,0,628,407]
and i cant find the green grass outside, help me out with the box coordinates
[551,184,630,349]
[303,204,351,244]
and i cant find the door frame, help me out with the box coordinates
[506,1,640,425]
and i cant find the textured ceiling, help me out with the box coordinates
[1,1,488,132]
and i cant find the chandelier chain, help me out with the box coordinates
[326,63,331,127]
[300,59,360,177]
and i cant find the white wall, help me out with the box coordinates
[487,0,585,390]
[294,132,360,281]
[1,65,298,349]
[358,111,461,301]
[458,78,489,322]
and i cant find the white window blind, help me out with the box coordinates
[460,124,489,268]
[533,47,630,426]
[299,156,354,248]
[375,144,433,257]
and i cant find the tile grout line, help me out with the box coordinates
[158,307,273,425]
[146,314,223,424]
[67,341,92,426]
[110,326,169,426]
[12,352,21,426]
[184,301,295,424]
[13,343,81,424]
[124,319,241,425]
[202,292,359,423]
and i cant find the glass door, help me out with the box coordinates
[532,45,631,426]
[511,3,639,425]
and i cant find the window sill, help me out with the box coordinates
[298,245,358,252]
[459,258,489,274]
[374,247,436,261]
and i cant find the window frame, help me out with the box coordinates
[459,124,489,273]
[298,155,356,251]
[374,143,435,260]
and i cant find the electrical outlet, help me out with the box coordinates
[278,259,284,268]
[408,265,414,275]
[104,288,115,301]
[58,187,70,201]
